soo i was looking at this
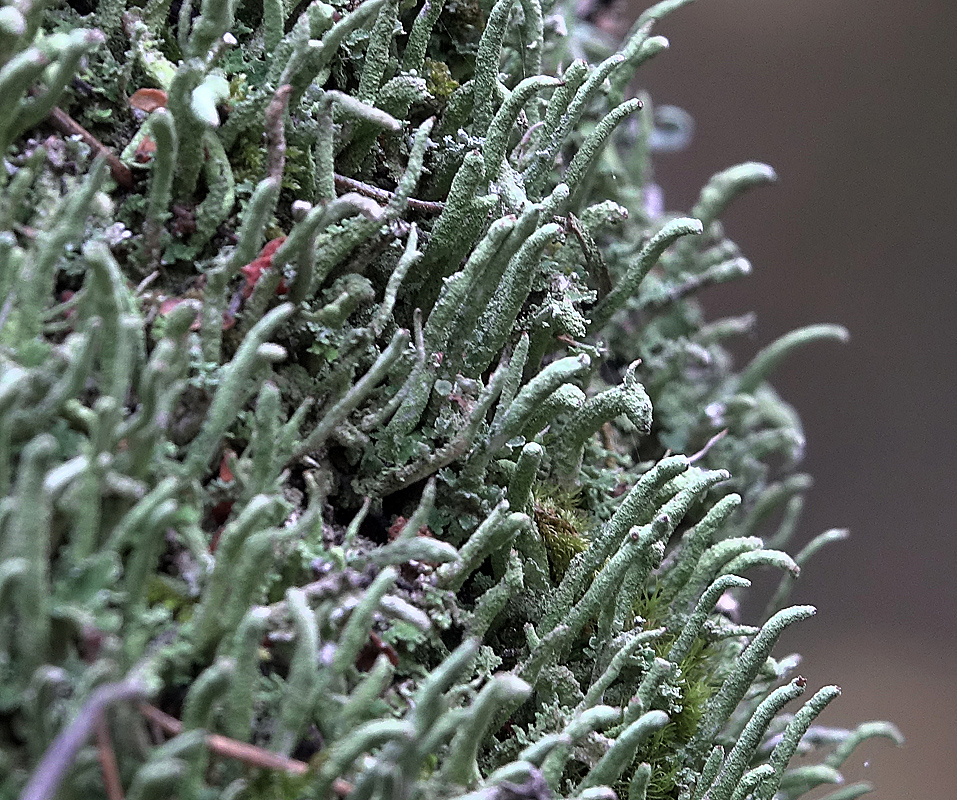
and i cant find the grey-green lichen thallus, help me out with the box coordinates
[0,0,901,798]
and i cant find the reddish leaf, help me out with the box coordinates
[129,88,168,113]
[133,135,157,163]
[218,449,237,483]
[158,298,201,331]
[355,631,399,671]
[240,237,287,298]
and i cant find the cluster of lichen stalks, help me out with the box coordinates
[0,0,901,798]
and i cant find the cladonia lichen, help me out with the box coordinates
[0,0,901,798]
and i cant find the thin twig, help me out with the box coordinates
[136,704,354,795]
[43,102,135,189]
[334,173,445,215]
[264,84,293,182]
[12,221,38,239]
[688,428,728,464]
[134,270,160,295]
[94,715,125,800]
[566,211,614,298]
[20,677,150,800]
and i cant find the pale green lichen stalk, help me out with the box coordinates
[0,0,901,798]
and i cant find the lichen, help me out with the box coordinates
[0,0,902,798]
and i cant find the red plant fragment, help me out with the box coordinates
[218,449,237,483]
[240,237,288,298]
[129,88,168,113]
[355,631,399,671]
[134,135,157,163]
[387,516,433,541]
[158,298,202,330]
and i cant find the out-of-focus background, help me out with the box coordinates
[612,0,956,795]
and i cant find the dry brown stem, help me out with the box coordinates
[137,703,354,795]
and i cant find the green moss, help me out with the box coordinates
[532,482,592,582]
[628,587,726,800]
[424,58,460,98]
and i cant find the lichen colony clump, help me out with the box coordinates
[0,0,901,798]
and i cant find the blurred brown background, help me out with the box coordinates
[616,0,957,795]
